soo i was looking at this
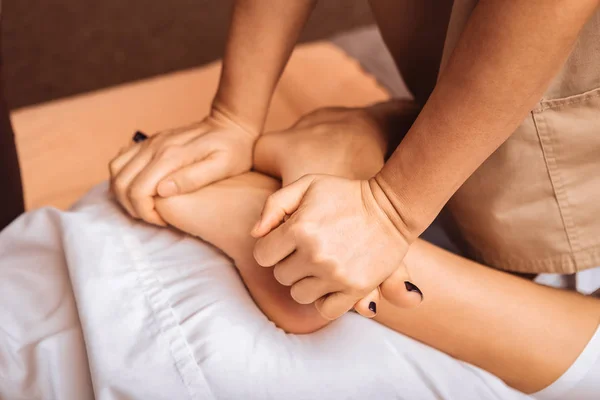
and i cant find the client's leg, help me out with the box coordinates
[155,172,329,334]
[155,171,600,393]
[376,240,600,393]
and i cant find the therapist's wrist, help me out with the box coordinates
[252,134,281,180]
[211,84,269,139]
[368,173,424,243]
[209,99,264,141]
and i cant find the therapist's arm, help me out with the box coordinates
[213,0,317,133]
[109,0,316,225]
[374,0,600,240]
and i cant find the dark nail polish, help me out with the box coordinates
[404,281,423,299]
[133,131,148,143]
[368,301,377,314]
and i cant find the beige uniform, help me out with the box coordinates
[441,0,600,274]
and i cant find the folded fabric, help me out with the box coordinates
[0,183,530,400]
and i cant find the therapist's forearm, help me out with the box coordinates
[212,0,316,136]
[374,0,600,238]
[376,240,600,393]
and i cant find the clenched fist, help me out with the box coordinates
[251,174,422,320]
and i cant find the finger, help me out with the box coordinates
[110,145,145,217]
[109,143,141,181]
[131,142,198,198]
[251,175,316,238]
[156,152,227,197]
[112,147,156,219]
[129,195,167,227]
[128,144,212,226]
[272,254,313,286]
[253,222,296,267]
[314,292,356,321]
[290,277,333,305]
[380,263,423,309]
[129,163,170,226]
[353,288,381,318]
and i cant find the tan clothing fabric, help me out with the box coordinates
[440,0,600,274]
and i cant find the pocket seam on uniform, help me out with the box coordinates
[535,86,600,112]
[531,111,581,262]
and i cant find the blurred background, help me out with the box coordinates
[4,0,374,109]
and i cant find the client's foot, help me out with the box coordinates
[155,172,329,333]
[156,172,277,265]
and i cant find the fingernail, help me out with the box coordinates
[368,301,377,314]
[404,281,423,299]
[157,180,178,197]
[133,131,148,143]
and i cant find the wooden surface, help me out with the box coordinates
[11,42,389,210]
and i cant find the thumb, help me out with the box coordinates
[157,152,225,197]
[251,174,316,238]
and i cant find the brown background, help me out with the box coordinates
[3,0,374,109]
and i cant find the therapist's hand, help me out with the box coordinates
[109,108,257,226]
[253,107,388,186]
[251,174,422,320]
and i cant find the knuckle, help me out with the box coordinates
[263,194,279,211]
[290,220,316,240]
[328,263,348,284]
[156,145,183,160]
[347,274,370,293]
[353,278,371,293]
[113,178,128,194]
[108,155,119,167]
[128,185,146,201]
[307,246,329,267]
[108,161,119,176]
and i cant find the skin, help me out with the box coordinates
[251,0,600,319]
[154,110,599,393]
[109,0,317,225]
[156,172,329,335]
[110,0,600,317]
[252,104,424,317]
[376,0,600,235]
[368,0,454,106]
[155,169,600,395]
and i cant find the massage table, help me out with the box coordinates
[1,40,529,399]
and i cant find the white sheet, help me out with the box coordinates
[0,183,531,400]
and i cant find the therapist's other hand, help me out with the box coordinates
[109,108,256,226]
[251,174,422,320]
[253,107,387,186]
